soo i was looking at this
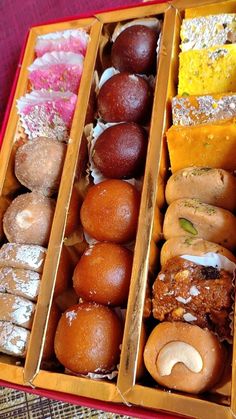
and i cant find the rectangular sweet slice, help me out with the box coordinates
[0,267,41,302]
[178,45,236,96]
[0,321,30,357]
[180,14,236,52]
[166,119,236,172]
[172,93,236,126]
[0,293,35,329]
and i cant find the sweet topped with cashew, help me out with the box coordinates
[144,322,226,394]
[157,341,203,376]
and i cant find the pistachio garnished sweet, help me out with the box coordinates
[179,218,198,235]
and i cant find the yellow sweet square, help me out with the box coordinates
[178,45,236,96]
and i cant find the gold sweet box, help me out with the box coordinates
[0,1,236,418]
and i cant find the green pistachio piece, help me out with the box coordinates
[179,218,198,235]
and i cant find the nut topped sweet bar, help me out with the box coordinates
[172,93,236,126]
[180,13,236,51]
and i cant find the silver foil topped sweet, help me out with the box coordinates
[181,14,236,52]
[0,243,46,273]
[172,94,236,126]
[0,321,30,357]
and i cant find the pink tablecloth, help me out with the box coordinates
[0,0,143,126]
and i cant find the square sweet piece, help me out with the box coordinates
[166,119,236,172]
[178,45,236,96]
[180,14,236,52]
[172,93,236,126]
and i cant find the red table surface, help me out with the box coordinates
[0,1,182,418]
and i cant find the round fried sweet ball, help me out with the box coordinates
[97,72,153,123]
[80,179,140,243]
[73,242,133,306]
[15,137,66,196]
[54,302,123,374]
[111,25,158,74]
[92,122,148,179]
[3,192,55,246]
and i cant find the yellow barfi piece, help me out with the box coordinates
[166,118,236,172]
[172,93,236,126]
[178,45,236,96]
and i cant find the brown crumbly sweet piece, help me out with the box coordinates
[15,137,66,196]
[0,321,30,357]
[3,192,55,246]
[0,293,35,329]
[0,243,46,273]
[152,256,233,340]
[0,267,41,301]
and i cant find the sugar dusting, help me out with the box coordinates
[16,210,34,229]
[0,243,46,273]
[66,310,77,326]
[0,321,30,356]
[0,294,35,328]
[16,245,46,271]
[0,267,40,301]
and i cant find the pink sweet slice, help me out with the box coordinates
[28,51,84,93]
[17,90,77,142]
[35,29,89,57]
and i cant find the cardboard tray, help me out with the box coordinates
[0,1,236,418]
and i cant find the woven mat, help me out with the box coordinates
[0,387,134,419]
